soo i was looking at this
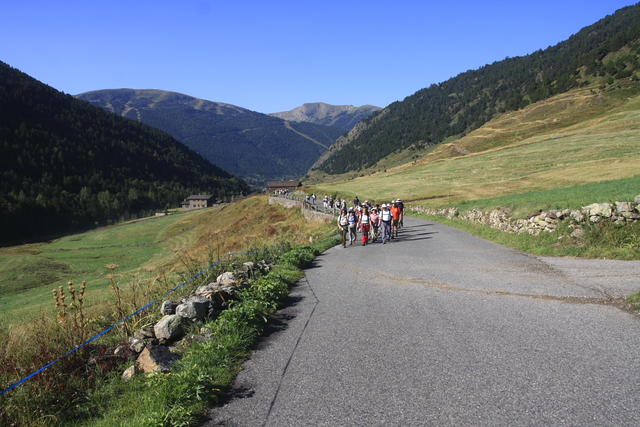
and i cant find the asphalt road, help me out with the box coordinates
[206,216,640,426]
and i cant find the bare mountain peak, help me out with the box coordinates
[270,102,381,133]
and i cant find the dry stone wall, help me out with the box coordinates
[408,195,640,236]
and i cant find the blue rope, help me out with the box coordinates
[1,251,255,396]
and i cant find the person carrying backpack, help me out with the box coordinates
[380,204,392,244]
[358,206,371,246]
[397,199,404,228]
[337,208,349,248]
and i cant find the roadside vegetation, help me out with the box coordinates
[0,196,336,426]
[411,212,640,260]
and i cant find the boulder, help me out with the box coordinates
[128,337,146,353]
[160,300,178,315]
[136,346,179,373]
[589,215,601,223]
[176,296,212,321]
[635,195,640,204]
[584,203,612,218]
[154,314,189,341]
[242,261,255,272]
[122,365,136,381]
[217,271,238,286]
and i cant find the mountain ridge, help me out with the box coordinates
[270,102,381,134]
[77,90,345,185]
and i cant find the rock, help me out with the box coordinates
[129,337,146,353]
[175,296,212,321]
[570,210,585,223]
[584,203,612,218]
[589,215,601,223]
[242,261,255,272]
[122,365,136,381]
[217,271,238,286]
[195,283,216,294]
[616,201,634,213]
[133,326,155,340]
[160,300,178,315]
[635,195,640,204]
[570,228,585,239]
[154,314,189,341]
[136,346,179,373]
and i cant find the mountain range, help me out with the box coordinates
[77,91,379,185]
[310,3,640,177]
[270,102,381,134]
[0,61,248,243]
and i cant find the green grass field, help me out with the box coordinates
[312,85,640,210]
[0,210,202,324]
[0,196,333,326]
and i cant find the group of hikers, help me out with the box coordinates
[336,197,405,247]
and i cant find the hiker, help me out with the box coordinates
[337,208,349,248]
[353,195,360,207]
[370,207,380,242]
[380,203,392,244]
[397,199,404,228]
[347,208,358,245]
[391,201,401,238]
[358,206,371,246]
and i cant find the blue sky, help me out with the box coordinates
[1,1,635,112]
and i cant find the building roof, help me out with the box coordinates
[184,194,213,200]
[265,181,302,188]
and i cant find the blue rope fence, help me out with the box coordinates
[0,250,254,396]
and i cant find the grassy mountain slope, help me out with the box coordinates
[77,90,344,184]
[311,3,640,176]
[0,62,249,244]
[311,81,640,207]
[270,102,381,134]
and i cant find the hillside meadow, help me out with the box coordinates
[0,196,330,326]
[312,84,640,212]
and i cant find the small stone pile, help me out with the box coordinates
[409,195,640,236]
[117,260,273,380]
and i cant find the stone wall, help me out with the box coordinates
[408,196,640,236]
[269,196,335,223]
[268,196,302,209]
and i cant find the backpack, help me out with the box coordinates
[382,210,391,222]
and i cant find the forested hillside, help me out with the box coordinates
[313,3,640,175]
[0,62,249,244]
[77,90,344,184]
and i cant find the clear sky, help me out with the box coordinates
[1,0,636,113]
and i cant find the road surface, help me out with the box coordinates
[206,216,640,426]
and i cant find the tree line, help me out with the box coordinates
[316,3,640,174]
[0,61,249,244]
